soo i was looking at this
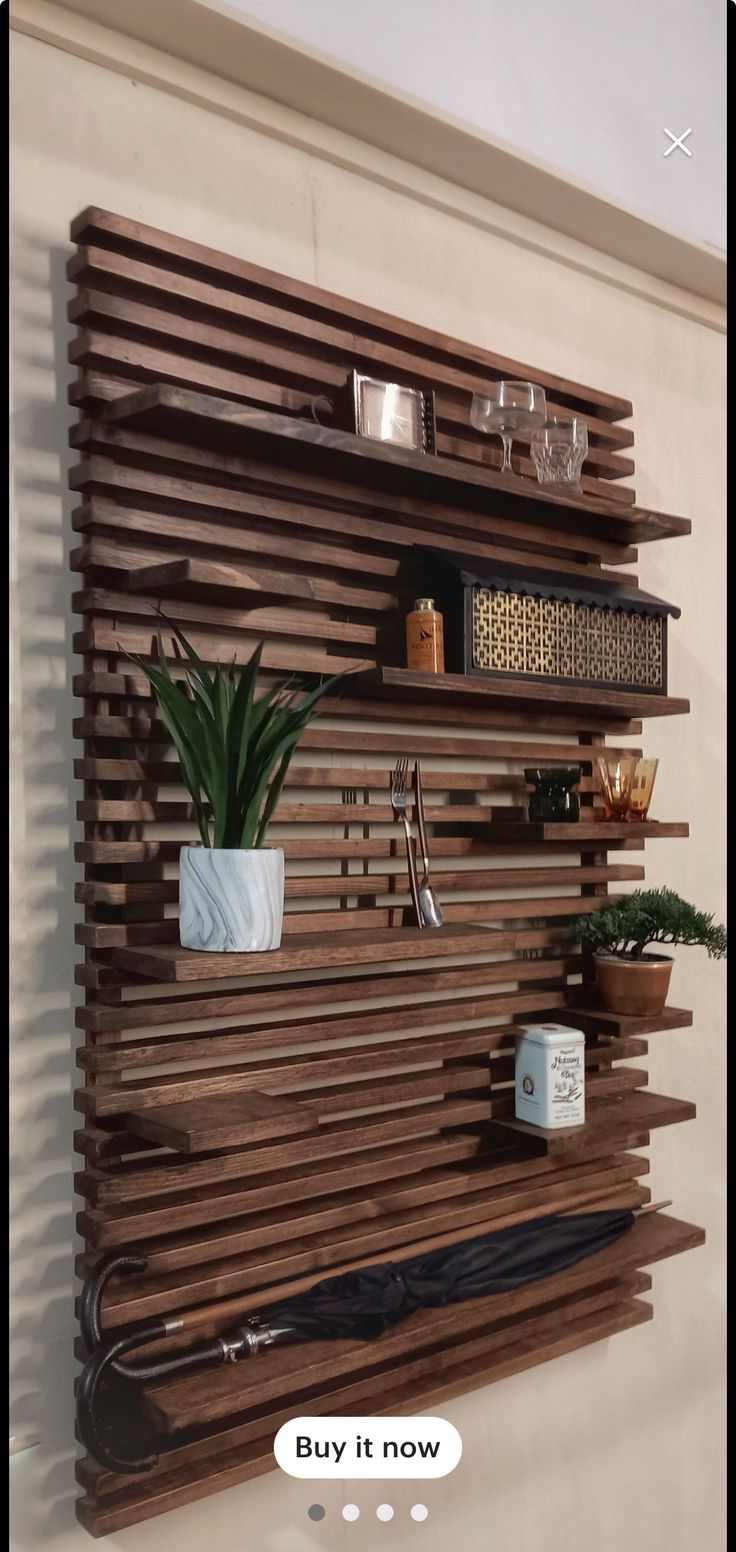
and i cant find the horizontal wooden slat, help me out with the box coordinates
[68,209,697,1538]
[126,1091,319,1153]
[66,243,635,445]
[69,208,634,420]
[75,1097,498,1204]
[99,386,690,545]
[491,1089,696,1155]
[77,986,572,1071]
[75,864,642,909]
[92,1168,652,1327]
[77,1303,654,1534]
[363,666,691,721]
[87,1156,648,1277]
[75,953,585,1033]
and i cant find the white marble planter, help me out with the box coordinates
[179,847,284,953]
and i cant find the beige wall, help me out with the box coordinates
[10,20,725,1552]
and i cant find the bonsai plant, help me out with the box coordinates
[131,625,341,954]
[572,888,726,1015]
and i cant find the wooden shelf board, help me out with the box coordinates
[121,556,316,608]
[102,386,691,547]
[358,666,690,722]
[69,219,701,1539]
[112,922,511,984]
[492,1090,696,1155]
[126,1091,318,1154]
[79,1275,654,1494]
[563,1001,693,1036]
[480,820,688,842]
[77,1300,658,1535]
[143,1210,703,1434]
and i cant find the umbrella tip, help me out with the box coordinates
[632,1199,673,1217]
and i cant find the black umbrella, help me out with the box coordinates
[77,1203,669,1474]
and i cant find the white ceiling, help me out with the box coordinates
[225,0,725,253]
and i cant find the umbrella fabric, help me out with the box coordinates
[240,1208,635,1345]
[76,1208,638,1474]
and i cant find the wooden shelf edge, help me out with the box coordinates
[563,1002,693,1035]
[492,1090,696,1153]
[111,923,512,983]
[101,386,691,546]
[76,1303,654,1536]
[357,666,690,722]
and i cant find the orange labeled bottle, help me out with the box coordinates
[406,597,445,673]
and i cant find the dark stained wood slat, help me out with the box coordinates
[126,1091,319,1153]
[91,1159,647,1277]
[93,1176,651,1327]
[70,436,639,568]
[79,1144,646,1252]
[66,245,635,448]
[475,820,688,842]
[77,1304,653,1535]
[74,837,645,866]
[76,898,622,950]
[75,864,643,909]
[71,697,639,757]
[491,1090,696,1154]
[72,289,633,499]
[102,386,689,545]
[75,1098,516,1205]
[141,1210,703,1430]
[110,923,510,983]
[77,987,572,1071]
[67,208,699,1537]
[562,1002,693,1036]
[68,208,635,421]
[78,1133,502,1245]
[76,953,585,1033]
[72,498,401,581]
[79,1271,653,1492]
[71,492,619,585]
[361,666,690,721]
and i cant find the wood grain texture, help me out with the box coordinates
[364,667,690,720]
[126,1092,318,1153]
[66,208,699,1534]
[101,385,690,545]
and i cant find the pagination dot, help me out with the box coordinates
[410,1503,429,1522]
[342,1504,360,1522]
[377,1504,394,1521]
[307,1504,326,1522]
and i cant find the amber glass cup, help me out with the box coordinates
[628,758,659,820]
[595,756,637,820]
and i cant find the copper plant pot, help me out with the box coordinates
[594,953,673,1017]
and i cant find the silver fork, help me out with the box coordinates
[389,756,424,930]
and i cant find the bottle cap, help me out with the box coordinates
[413,598,435,611]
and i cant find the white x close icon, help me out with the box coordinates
[663,127,693,157]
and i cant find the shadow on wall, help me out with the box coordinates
[10,234,82,1540]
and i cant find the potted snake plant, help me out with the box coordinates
[132,626,340,953]
[572,888,726,1016]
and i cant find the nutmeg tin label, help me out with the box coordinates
[514,1023,585,1129]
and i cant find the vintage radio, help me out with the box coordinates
[412,549,679,695]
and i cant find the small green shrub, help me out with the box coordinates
[571,887,727,961]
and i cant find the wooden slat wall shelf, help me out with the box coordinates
[98,385,691,546]
[362,667,691,721]
[68,208,702,1537]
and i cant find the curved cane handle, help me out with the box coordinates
[79,1252,148,1355]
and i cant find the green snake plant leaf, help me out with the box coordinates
[127,629,343,849]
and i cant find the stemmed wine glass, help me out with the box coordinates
[470,380,547,477]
